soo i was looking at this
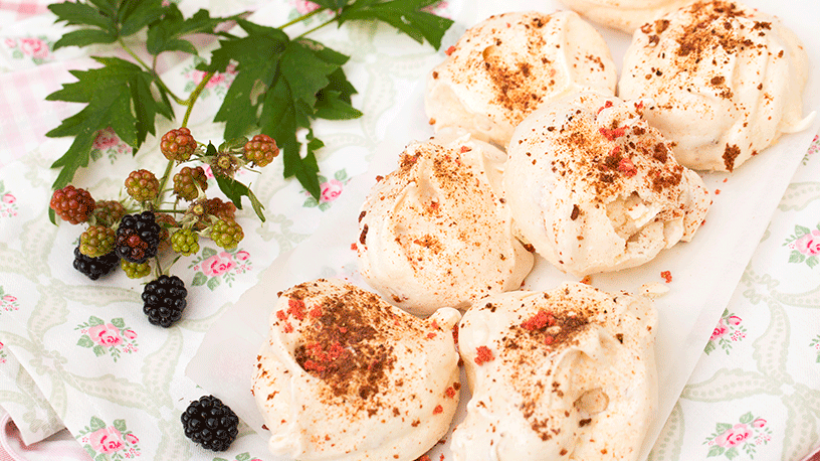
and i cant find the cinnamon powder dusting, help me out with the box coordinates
[722,144,741,171]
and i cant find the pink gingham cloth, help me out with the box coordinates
[0,411,91,461]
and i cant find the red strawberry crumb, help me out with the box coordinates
[350,243,357,251]
[303,359,325,372]
[634,101,644,110]
[445,387,456,398]
[433,405,443,415]
[475,346,494,365]
[309,306,323,318]
[339,327,347,333]
[287,299,306,320]
[276,310,287,321]
[283,322,294,333]
[599,126,627,141]
[580,275,592,285]
[597,100,613,115]
[445,46,455,56]
[375,175,384,182]
[609,145,621,157]
[521,310,555,331]
[460,146,471,153]
[440,455,445,461]
[416,456,431,461]
[723,178,728,183]
[431,320,440,330]
[452,324,459,344]
[618,157,637,177]
[715,189,721,195]
[427,332,437,339]
[661,271,673,283]
[544,335,554,345]
[430,201,439,209]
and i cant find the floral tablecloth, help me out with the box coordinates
[0,1,818,461]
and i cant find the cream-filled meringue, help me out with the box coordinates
[357,128,533,315]
[619,0,812,172]
[252,278,461,461]
[504,92,710,277]
[452,282,658,461]
[425,11,616,148]
[558,0,696,33]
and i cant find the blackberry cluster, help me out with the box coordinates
[115,211,161,264]
[92,200,126,227]
[210,218,243,250]
[73,246,118,280]
[173,166,208,201]
[50,185,95,224]
[243,134,279,167]
[121,260,151,279]
[79,225,116,258]
[171,228,199,256]
[142,275,187,327]
[181,395,239,452]
[161,127,197,162]
[125,169,160,202]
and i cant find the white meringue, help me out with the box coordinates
[425,11,616,148]
[357,128,533,315]
[619,0,812,172]
[252,278,461,461]
[558,0,696,33]
[504,92,710,277]
[452,282,658,461]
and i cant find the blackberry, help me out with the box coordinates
[79,225,116,258]
[121,260,151,279]
[92,200,126,227]
[171,228,200,256]
[181,395,239,452]
[161,127,197,162]
[142,275,187,327]
[115,211,161,264]
[243,134,279,167]
[210,218,243,250]
[210,151,239,179]
[50,185,95,224]
[73,246,118,280]
[173,166,208,201]
[125,169,160,202]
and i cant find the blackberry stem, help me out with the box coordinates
[296,17,336,39]
[181,71,214,128]
[279,7,326,28]
[118,39,184,104]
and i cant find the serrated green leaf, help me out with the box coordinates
[281,41,341,109]
[54,29,118,50]
[215,176,266,222]
[77,336,94,348]
[146,5,231,56]
[119,0,164,36]
[338,0,453,50]
[311,0,349,8]
[315,89,362,120]
[49,2,116,31]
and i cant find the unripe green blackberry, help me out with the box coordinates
[80,225,116,258]
[121,259,151,279]
[125,169,160,202]
[92,200,126,227]
[210,218,243,250]
[171,228,200,256]
[173,166,208,201]
[50,185,95,224]
[161,127,197,162]
[243,134,279,167]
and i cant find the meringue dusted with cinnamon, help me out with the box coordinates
[252,278,461,461]
[357,128,533,316]
[558,0,696,33]
[425,11,616,148]
[619,0,812,172]
[504,92,710,277]
[452,282,658,461]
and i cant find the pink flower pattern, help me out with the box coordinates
[202,252,236,277]
[182,62,237,99]
[784,223,820,269]
[6,36,53,64]
[704,412,771,459]
[705,310,747,355]
[292,0,320,14]
[77,417,140,460]
[304,169,350,211]
[90,426,125,453]
[76,317,139,361]
[0,341,7,365]
[0,182,18,218]
[91,127,132,163]
[320,179,344,202]
[0,289,18,312]
[189,247,253,291]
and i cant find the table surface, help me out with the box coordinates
[0,1,818,461]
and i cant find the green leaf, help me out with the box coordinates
[739,412,753,424]
[111,318,125,329]
[725,447,739,460]
[789,250,805,264]
[807,256,818,268]
[707,445,725,457]
[118,0,164,37]
[338,0,453,50]
[49,2,116,31]
[83,445,95,459]
[236,453,251,461]
[192,272,208,287]
[207,276,221,291]
[113,419,127,432]
[311,0,349,8]
[89,316,105,326]
[214,176,266,222]
[202,247,218,258]
[54,29,118,50]
[796,225,811,236]
[334,169,347,181]
[146,6,231,56]
[90,416,106,431]
[314,89,362,120]
[95,453,106,461]
[715,422,732,433]
[92,345,105,356]
[77,336,94,348]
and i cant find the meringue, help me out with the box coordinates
[558,0,696,33]
[452,282,658,461]
[504,92,710,277]
[252,278,461,461]
[619,0,812,172]
[357,128,533,315]
[425,11,616,148]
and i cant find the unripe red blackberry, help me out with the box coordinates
[173,166,208,201]
[115,211,161,264]
[161,127,197,162]
[204,197,236,222]
[80,225,116,258]
[92,200,126,227]
[125,169,160,202]
[243,134,279,167]
[50,185,95,224]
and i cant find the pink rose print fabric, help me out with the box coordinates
[0,341,7,365]
[0,287,18,312]
[90,127,133,164]
[5,36,54,65]
[705,310,747,355]
[704,412,771,459]
[190,247,253,291]
[213,453,265,461]
[77,417,140,460]
[76,317,139,362]
[784,224,820,269]
[0,181,18,218]
[303,169,350,211]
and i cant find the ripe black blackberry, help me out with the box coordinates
[181,395,239,452]
[72,246,118,280]
[115,211,161,264]
[142,275,187,327]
